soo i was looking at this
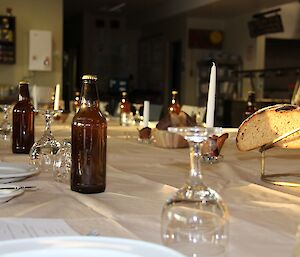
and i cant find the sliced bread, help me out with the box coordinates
[236,104,300,151]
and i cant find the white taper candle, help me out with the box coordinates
[143,100,150,127]
[54,84,60,111]
[206,62,216,128]
[32,84,38,110]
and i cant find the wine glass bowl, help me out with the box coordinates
[53,138,71,183]
[100,101,109,115]
[29,110,61,172]
[161,126,229,257]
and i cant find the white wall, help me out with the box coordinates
[0,0,63,102]
[223,1,300,98]
[267,1,300,39]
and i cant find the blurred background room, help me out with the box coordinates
[0,0,299,126]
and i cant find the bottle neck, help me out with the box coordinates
[169,94,180,114]
[120,94,130,113]
[80,80,99,108]
[171,97,176,105]
[171,93,178,104]
[18,84,30,101]
[247,93,255,106]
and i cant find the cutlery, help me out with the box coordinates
[0,186,38,191]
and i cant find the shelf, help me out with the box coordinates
[0,15,16,65]
[198,59,242,67]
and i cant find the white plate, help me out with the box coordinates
[0,236,184,257]
[0,162,39,183]
[0,184,25,203]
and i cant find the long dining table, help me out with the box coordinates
[0,114,299,257]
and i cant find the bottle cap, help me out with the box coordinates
[19,81,29,86]
[171,90,178,95]
[82,75,97,81]
[121,91,127,96]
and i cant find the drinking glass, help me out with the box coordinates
[100,101,110,120]
[53,138,71,183]
[161,127,229,257]
[29,110,61,172]
[133,103,143,125]
[0,104,12,140]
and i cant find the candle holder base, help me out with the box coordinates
[260,150,300,187]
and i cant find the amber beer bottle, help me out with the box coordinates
[71,75,107,194]
[72,91,80,113]
[120,91,131,126]
[168,90,181,114]
[244,91,257,119]
[12,82,35,154]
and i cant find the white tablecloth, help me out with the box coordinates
[0,115,299,257]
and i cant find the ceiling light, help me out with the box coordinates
[109,2,126,12]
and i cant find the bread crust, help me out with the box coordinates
[236,104,300,151]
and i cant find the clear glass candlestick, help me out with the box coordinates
[161,127,229,257]
[29,110,61,172]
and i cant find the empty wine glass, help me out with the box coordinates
[29,110,61,172]
[0,104,12,140]
[100,101,110,121]
[133,103,143,125]
[161,127,229,257]
[53,138,71,183]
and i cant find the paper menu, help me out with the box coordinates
[0,218,78,241]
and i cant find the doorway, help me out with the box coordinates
[264,38,300,99]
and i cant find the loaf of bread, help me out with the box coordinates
[236,104,300,151]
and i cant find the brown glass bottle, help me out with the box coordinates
[72,91,80,113]
[244,91,257,119]
[120,91,131,126]
[168,90,181,114]
[71,75,107,194]
[12,82,35,154]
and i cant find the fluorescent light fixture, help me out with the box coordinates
[109,2,126,12]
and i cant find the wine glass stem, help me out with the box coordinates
[188,142,204,186]
[44,112,53,136]
[3,107,8,120]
